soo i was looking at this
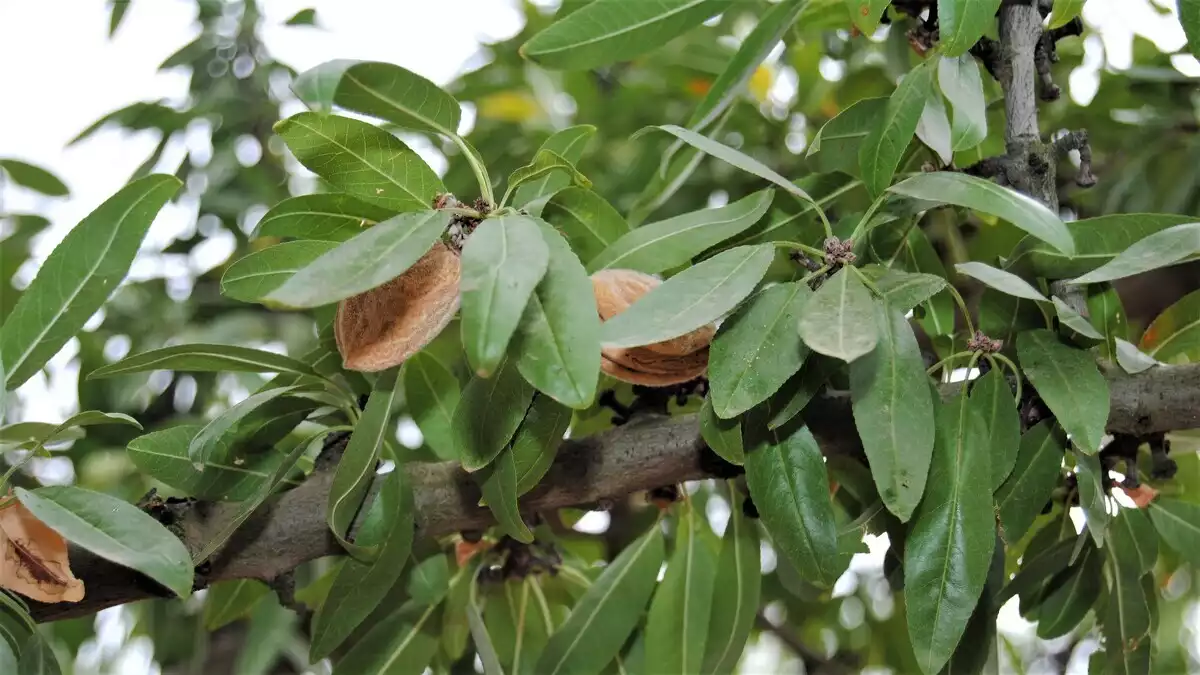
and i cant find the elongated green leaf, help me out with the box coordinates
[1104,556,1152,673]
[0,159,68,197]
[845,0,891,34]
[1049,0,1085,28]
[44,411,141,437]
[891,172,1074,255]
[484,579,553,675]
[16,486,193,597]
[535,526,665,675]
[905,393,995,675]
[274,112,443,212]
[744,424,840,586]
[916,84,953,165]
[589,190,773,275]
[972,368,1021,489]
[1110,508,1158,576]
[253,193,391,242]
[955,261,1048,302]
[542,188,631,265]
[1115,339,1158,374]
[1017,330,1109,454]
[1183,0,1200,59]
[307,60,461,135]
[0,635,18,674]
[478,446,534,543]
[1070,222,1200,285]
[645,503,716,674]
[849,303,935,521]
[700,483,760,675]
[709,281,810,419]
[939,536,1004,675]
[1052,296,1105,340]
[938,54,988,151]
[453,358,537,472]
[1033,541,1101,639]
[995,534,1076,607]
[859,60,934,197]
[0,175,180,388]
[766,356,835,430]
[860,266,948,313]
[511,394,572,495]
[641,125,821,210]
[204,579,270,630]
[312,468,415,660]
[0,423,83,448]
[600,244,773,349]
[627,111,733,225]
[89,343,323,380]
[1006,213,1194,279]
[1141,289,1200,361]
[265,210,450,309]
[467,591,505,675]
[521,0,731,70]
[1075,450,1109,545]
[513,125,597,207]
[403,353,461,462]
[807,98,888,177]
[328,369,399,558]
[461,215,551,376]
[188,386,301,469]
[330,596,442,675]
[1088,283,1128,362]
[699,397,743,465]
[939,0,1003,56]
[996,420,1066,545]
[221,241,338,303]
[798,268,879,362]
[514,221,601,409]
[17,633,59,675]
[1148,497,1200,567]
[507,150,590,203]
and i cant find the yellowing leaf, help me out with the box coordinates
[478,91,544,123]
[0,497,84,603]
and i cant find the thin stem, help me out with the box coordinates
[800,265,830,285]
[989,352,1024,403]
[816,205,834,239]
[452,134,494,206]
[964,352,983,391]
[850,265,881,296]
[944,283,977,336]
[926,350,974,379]
[849,191,890,243]
[440,206,482,219]
[771,240,826,259]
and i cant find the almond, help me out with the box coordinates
[335,242,461,372]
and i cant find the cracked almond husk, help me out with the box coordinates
[0,496,84,603]
[335,241,461,372]
[591,268,713,386]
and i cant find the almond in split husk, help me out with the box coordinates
[591,269,713,387]
[335,241,461,372]
[0,496,84,603]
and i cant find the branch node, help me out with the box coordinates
[969,37,1005,81]
[1054,129,1097,187]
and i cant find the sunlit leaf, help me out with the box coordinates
[542,187,631,264]
[1052,296,1104,340]
[1006,213,1193,279]
[859,60,934,197]
[252,193,391,242]
[1049,0,1085,28]
[1070,222,1200,285]
[844,0,891,34]
[915,85,953,165]
[221,241,338,303]
[506,150,590,203]
[299,60,461,136]
[938,0,1003,56]
[513,125,597,208]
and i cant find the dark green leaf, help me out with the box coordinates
[1052,296,1105,340]
[265,210,451,309]
[905,393,995,675]
[108,0,131,36]
[1104,557,1152,673]
[1178,0,1200,59]
[1140,288,1200,361]
[253,193,392,242]
[507,150,590,203]
[453,358,537,472]
[1075,451,1110,545]
[478,446,534,543]
[330,600,441,675]
[307,60,461,135]
[849,303,935,522]
[996,420,1067,543]
[971,368,1022,489]
[461,215,551,376]
[204,580,270,630]
[1,175,180,388]
[859,60,934,197]
[1148,497,1200,567]
[285,7,317,25]
[0,159,68,197]
[978,290,1042,346]
[700,397,743,465]
[766,356,835,430]
[467,592,504,675]
[221,240,338,303]
[0,633,15,674]
[17,633,59,675]
[1006,214,1194,279]
[513,125,597,208]
[938,0,1003,56]
[1088,283,1128,362]
[188,386,301,469]
[645,502,717,673]
[955,261,1048,302]
[542,188,631,264]
[798,268,879,362]
[89,343,323,380]
[511,395,573,496]
[1070,222,1200,285]
[807,98,888,177]
[600,244,774,349]
[1017,330,1109,454]
[1033,541,1101,639]
[16,486,193,598]
[700,483,761,675]
[938,54,988,151]
[403,353,461,462]
[406,554,452,607]
[1109,508,1158,576]
[995,535,1076,606]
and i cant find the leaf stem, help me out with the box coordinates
[771,240,826,259]
[452,134,494,206]
[944,283,977,336]
[800,265,830,285]
[849,191,890,243]
[926,350,974,379]
[988,352,1024,403]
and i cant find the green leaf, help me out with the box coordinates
[938,55,988,151]
[915,84,953,166]
[1109,508,1158,576]
[478,446,534,543]
[1048,0,1085,28]
[461,215,551,377]
[1006,213,1194,279]
[844,0,891,34]
[520,0,731,70]
[798,268,879,362]
[453,358,537,472]
[1069,222,1200,285]
[589,190,773,275]
[16,486,193,598]
[468,592,505,675]
[859,60,934,197]
[849,303,935,522]
[699,397,743,465]
[1075,450,1110,545]
[600,244,774,349]
[955,261,1048,302]
[46,410,141,435]
[506,150,591,204]
[1089,283,1129,362]
[1052,296,1105,340]
[1016,330,1109,454]
[406,554,452,607]
[535,525,665,675]
[513,125,597,208]
[511,394,573,496]
[303,60,461,135]
[253,193,392,242]
[514,221,602,409]
[0,174,180,388]
[1141,288,1200,361]
[188,386,302,469]
[1104,557,1152,673]
[328,369,400,558]
[938,0,1003,56]
[807,98,888,177]
[905,393,995,675]
[1116,341,1158,375]
[403,353,461,462]
[996,419,1066,543]
[484,578,553,675]
[0,159,68,197]
[89,343,322,380]
[973,369,1020,491]
[221,240,338,303]
[0,423,82,448]
[1033,541,1101,639]
[284,7,317,25]
[0,633,15,674]
[1148,497,1200,567]
[860,266,948,313]
[645,502,717,674]
[709,281,811,419]
[700,483,760,675]
[766,356,835,430]
[542,188,631,265]
[273,112,443,212]
[312,468,415,660]
[264,210,451,309]
[744,424,841,587]
[17,633,59,675]
[1182,0,1200,59]
[995,533,1076,607]
[331,603,442,675]
[204,580,270,630]
[643,125,822,212]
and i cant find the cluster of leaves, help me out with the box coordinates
[4,0,1200,673]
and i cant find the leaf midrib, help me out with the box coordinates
[343,71,453,136]
[289,117,428,205]
[530,0,713,56]
[599,198,761,271]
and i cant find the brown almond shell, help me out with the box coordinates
[590,268,715,358]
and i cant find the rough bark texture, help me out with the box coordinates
[27,363,1200,622]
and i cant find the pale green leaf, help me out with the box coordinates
[1049,0,1086,29]
[403,353,461,462]
[955,261,1048,302]
[645,502,716,674]
[1052,296,1105,340]
[541,187,630,265]
[1148,497,1200,567]
[798,268,879,362]
[511,394,573,496]
[700,483,760,675]
[204,580,270,630]
[1006,213,1193,279]
[938,54,988,151]
[513,125,597,207]
[331,603,441,675]
[915,84,953,165]
[1069,222,1200,285]
[89,343,323,380]
[506,150,590,204]
[699,397,743,465]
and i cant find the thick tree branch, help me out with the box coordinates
[27,363,1200,623]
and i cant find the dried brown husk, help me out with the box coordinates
[0,497,84,603]
[335,241,461,372]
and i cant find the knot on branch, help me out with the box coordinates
[1053,129,1098,187]
[967,331,1003,354]
[823,237,856,267]
[970,37,1005,82]
[477,536,563,584]
[1035,18,1084,101]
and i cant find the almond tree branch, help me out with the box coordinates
[26,362,1200,623]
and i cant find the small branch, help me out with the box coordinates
[1053,129,1098,188]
